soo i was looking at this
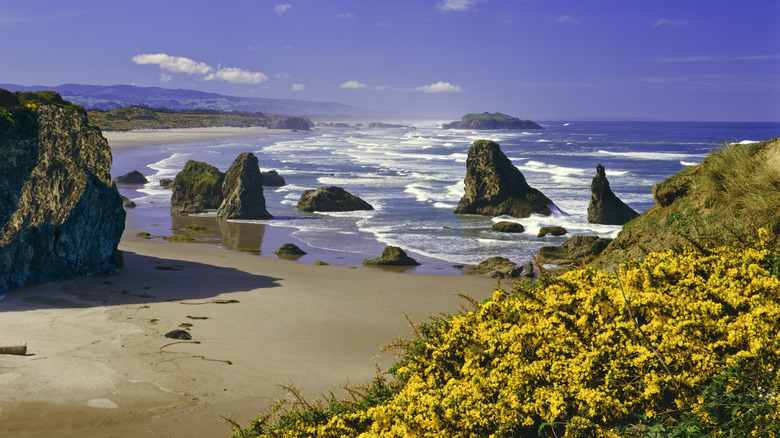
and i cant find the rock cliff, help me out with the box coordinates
[454,140,555,218]
[443,113,543,130]
[217,152,272,219]
[0,90,125,293]
[587,164,639,225]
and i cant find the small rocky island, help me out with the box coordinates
[443,113,543,130]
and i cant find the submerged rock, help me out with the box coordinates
[217,152,272,219]
[112,170,148,185]
[536,235,612,266]
[171,160,225,213]
[454,140,555,218]
[587,164,639,225]
[363,246,420,266]
[297,186,374,212]
[0,92,125,294]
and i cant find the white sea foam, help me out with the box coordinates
[598,150,702,161]
[680,161,699,166]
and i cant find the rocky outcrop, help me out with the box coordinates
[297,186,374,212]
[160,178,174,189]
[443,113,543,130]
[268,116,312,131]
[363,246,420,266]
[538,226,567,237]
[471,257,533,278]
[262,170,286,186]
[587,164,639,225]
[536,235,612,266]
[368,122,408,129]
[217,153,272,219]
[491,221,524,233]
[0,91,125,293]
[112,170,148,184]
[275,243,306,255]
[171,160,225,213]
[454,140,555,218]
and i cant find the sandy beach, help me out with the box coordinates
[104,126,295,151]
[0,127,498,437]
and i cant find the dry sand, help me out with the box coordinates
[104,126,295,151]
[0,237,496,437]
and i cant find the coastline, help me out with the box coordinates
[0,237,496,438]
[104,126,296,152]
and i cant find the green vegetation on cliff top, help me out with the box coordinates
[87,105,270,131]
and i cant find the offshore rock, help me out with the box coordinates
[268,115,312,131]
[538,226,567,237]
[217,152,272,219]
[443,113,543,130]
[112,170,148,184]
[297,186,374,212]
[491,221,525,233]
[536,235,612,266]
[454,140,555,218]
[587,164,639,225]
[171,160,225,213]
[261,170,286,186]
[363,246,420,266]
[0,97,125,294]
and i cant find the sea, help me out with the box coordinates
[112,120,780,274]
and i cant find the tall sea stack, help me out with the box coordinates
[454,140,555,217]
[587,164,639,225]
[0,90,125,293]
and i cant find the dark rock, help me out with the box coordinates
[443,113,543,130]
[536,235,612,266]
[159,178,174,189]
[171,160,225,213]
[275,243,306,255]
[472,256,524,278]
[0,102,125,294]
[217,152,272,219]
[491,221,525,233]
[454,140,555,218]
[538,226,567,237]
[333,123,351,128]
[113,249,124,269]
[0,89,20,108]
[268,116,312,131]
[297,186,374,212]
[121,196,136,209]
[164,329,192,340]
[112,170,148,185]
[363,246,420,266]
[587,164,639,225]
[368,122,408,129]
[261,170,286,186]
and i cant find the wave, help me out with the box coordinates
[598,149,703,161]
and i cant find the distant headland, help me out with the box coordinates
[442,112,544,130]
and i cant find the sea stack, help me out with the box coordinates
[0,90,125,293]
[587,164,639,225]
[171,160,225,213]
[454,140,555,218]
[297,186,374,212]
[218,152,272,219]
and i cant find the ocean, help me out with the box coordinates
[111,120,780,274]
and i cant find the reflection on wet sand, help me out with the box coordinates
[170,212,266,252]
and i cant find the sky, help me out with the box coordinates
[1,0,779,121]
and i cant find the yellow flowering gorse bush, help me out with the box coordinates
[239,231,780,437]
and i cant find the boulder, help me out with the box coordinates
[538,226,567,237]
[443,113,543,130]
[491,221,524,233]
[297,186,374,212]
[217,152,272,219]
[262,170,286,186]
[0,95,125,294]
[121,196,136,209]
[454,140,555,218]
[171,160,225,213]
[587,164,639,225]
[268,116,312,131]
[160,178,174,189]
[472,256,526,278]
[112,170,148,184]
[363,246,420,266]
[275,243,306,255]
[0,89,21,108]
[536,235,612,266]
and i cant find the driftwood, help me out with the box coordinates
[0,344,27,355]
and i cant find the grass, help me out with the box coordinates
[88,105,269,131]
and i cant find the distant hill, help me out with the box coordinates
[0,83,395,119]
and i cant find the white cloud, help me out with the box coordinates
[275,73,291,79]
[205,67,269,84]
[339,80,368,89]
[415,81,463,93]
[291,83,306,91]
[654,18,686,27]
[556,15,581,24]
[275,4,292,15]
[133,53,268,84]
[437,0,481,12]
[132,53,213,75]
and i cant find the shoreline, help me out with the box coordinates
[0,237,497,438]
[104,126,298,152]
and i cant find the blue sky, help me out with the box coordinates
[2,0,779,121]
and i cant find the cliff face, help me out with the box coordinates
[0,92,125,293]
